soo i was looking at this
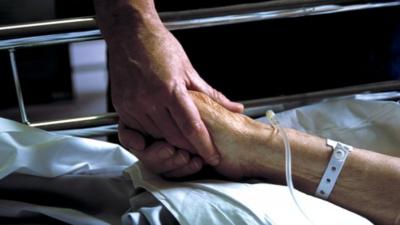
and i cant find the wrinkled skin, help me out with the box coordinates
[189,91,275,180]
[104,21,243,177]
[93,0,244,177]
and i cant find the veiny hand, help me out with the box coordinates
[189,91,275,180]
[94,0,242,175]
[108,24,243,167]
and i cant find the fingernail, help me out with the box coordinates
[192,158,203,170]
[207,155,220,166]
[174,152,188,165]
[235,103,244,112]
[159,146,174,159]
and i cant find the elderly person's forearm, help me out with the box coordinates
[190,91,400,225]
[256,127,400,225]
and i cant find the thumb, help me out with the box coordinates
[191,76,244,113]
[207,88,244,113]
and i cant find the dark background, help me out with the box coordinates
[0,0,399,109]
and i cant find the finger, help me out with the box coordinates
[148,106,193,151]
[120,105,162,138]
[163,156,203,178]
[141,147,192,174]
[191,76,244,113]
[118,121,146,151]
[134,113,162,138]
[208,88,244,113]
[156,149,192,173]
[119,106,146,131]
[136,142,176,173]
[169,85,220,166]
[119,112,145,132]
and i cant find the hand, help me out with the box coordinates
[107,23,243,165]
[189,91,275,180]
[119,122,204,178]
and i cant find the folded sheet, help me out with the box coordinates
[126,162,372,225]
[2,98,397,225]
[0,118,137,179]
[0,118,173,225]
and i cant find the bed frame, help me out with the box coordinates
[1,0,399,137]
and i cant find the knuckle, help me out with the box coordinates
[171,81,186,97]
[183,120,204,139]
[211,89,224,102]
[151,79,178,97]
[157,145,175,159]
[174,151,189,166]
[164,79,179,91]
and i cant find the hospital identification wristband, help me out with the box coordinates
[315,139,353,200]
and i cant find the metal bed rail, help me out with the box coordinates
[0,0,399,50]
[28,80,400,133]
[0,0,399,134]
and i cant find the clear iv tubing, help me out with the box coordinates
[266,110,315,225]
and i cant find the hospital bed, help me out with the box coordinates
[0,1,400,224]
[0,0,399,136]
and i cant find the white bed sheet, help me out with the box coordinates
[1,98,397,225]
[257,99,400,157]
[0,118,136,179]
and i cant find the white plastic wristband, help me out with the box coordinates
[315,139,353,200]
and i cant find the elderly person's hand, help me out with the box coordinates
[94,0,243,176]
[189,91,268,180]
[189,91,400,225]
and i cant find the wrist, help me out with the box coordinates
[245,124,330,189]
[242,122,286,179]
[94,0,164,43]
